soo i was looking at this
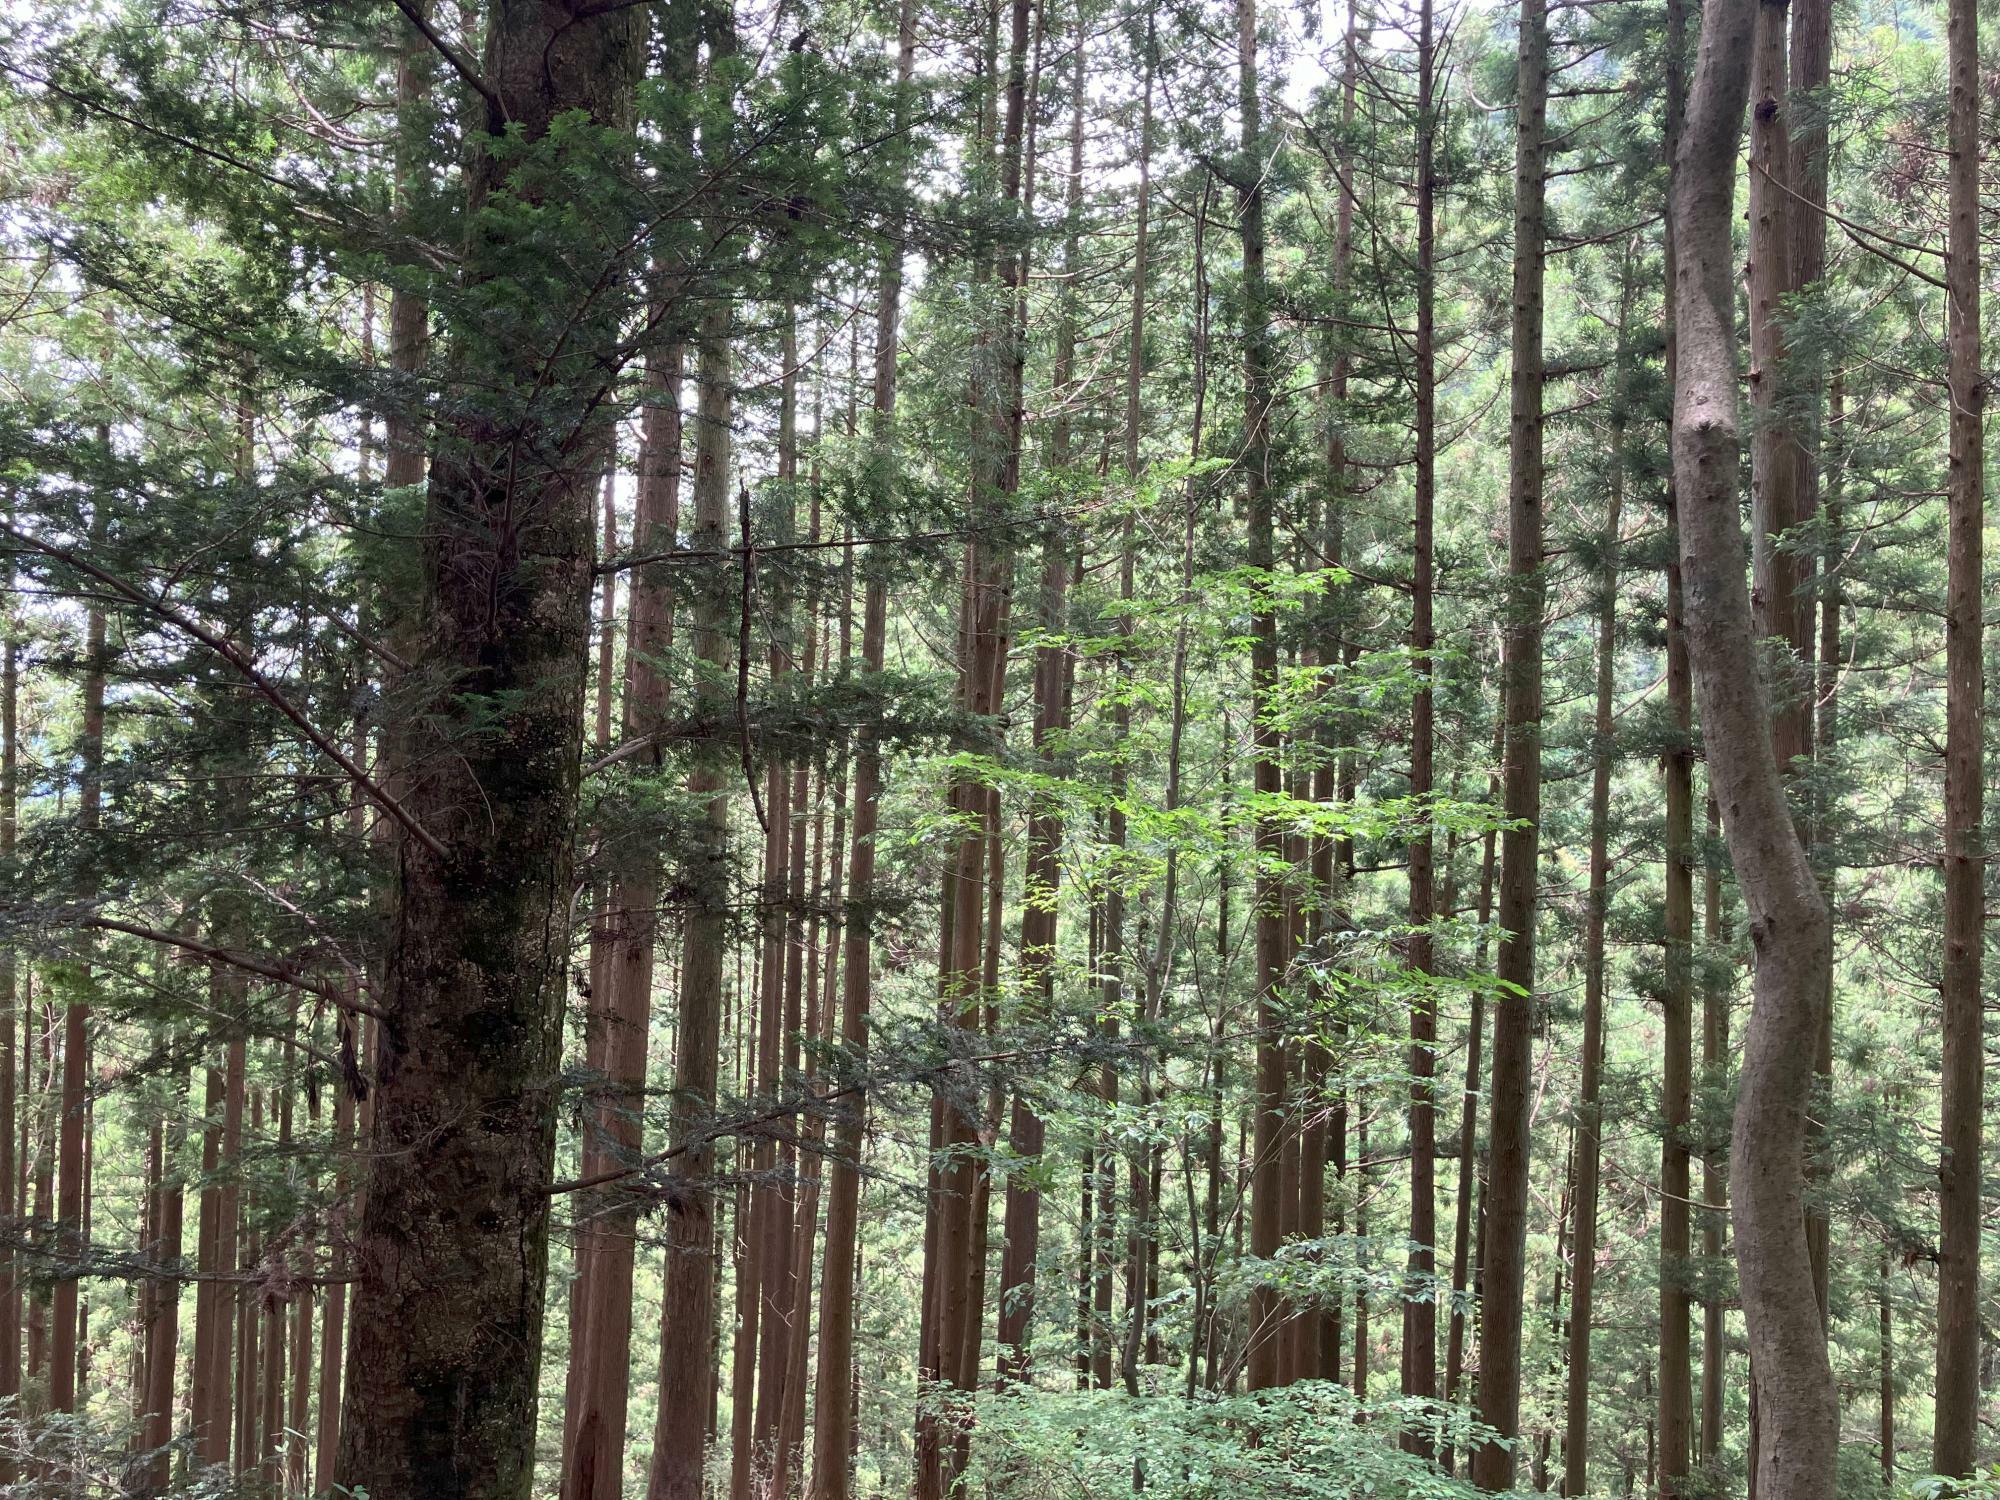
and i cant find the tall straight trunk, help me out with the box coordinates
[189,1048,231,1462]
[1114,8,1157,1402]
[49,551,106,1417]
[569,28,695,1483]
[1657,0,1698,1482]
[237,1091,261,1475]
[136,1108,184,1496]
[1698,794,1728,1466]
[646,89,739,1495]
[1471,0,1546,1482]
[1352,1095,1368,1395]
[914,1,1027,1490]
[1934,0,1985,1460]
[1658,519,1697,1497]
[1443,723,1500,1477]
[1239,0,1288,1397]
[26,994,46,1395]
[807,5,912,1492]
[315,1052,356,1493]
[1670,3,1838,1493]
[761,318,818,1500]
[260,1179,284,1486]
[1879,1255,1894,1485]
[563,462,626,1496]
[1792,0,1832,1336]
[339,3,641,1493]
[1563,264,1631,1498]
[1786,0,1835,1332]
[0,574,17,1428]
[997,11,1085,1388]
[1402,0,1440,1425]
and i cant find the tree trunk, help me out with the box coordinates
[646,119,739,1500]
[997,10,1085,1390]
[1933,0,1985,1461]
[1670,4,1838,1493]
[807,9,912,1494]
[49,558,106,1418]
[1402,0,1440,1430]
[338,3,641,1493]
[1471,0,1546,1481]
[0,577,17,1442]
[1699,793,1728,1467]
[1239,0,1288,1397]
[1563,261,1631,1498]
[914,1,1027,1489]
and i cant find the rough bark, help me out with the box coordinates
[338,3,641,1493]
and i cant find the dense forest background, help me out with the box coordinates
[0,0,1989,1494]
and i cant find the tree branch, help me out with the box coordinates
[85,916,392,1025]
[1,521,448,859]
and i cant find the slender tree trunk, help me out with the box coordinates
[1879,1254,1895,1486]
[1670,6,1838,1493]
[1563,263,1631,1498]
[1656,0,1699,1482]
[49,550,106,1418]
[1443,731,1499,1477]
[807,8,912,1494]
[914,1,1027,1488]
[1699,794,1728,1467]
[1402,0,1440,1430]
[997,10,1085,1389]
[1239,0,1289,1397]
[315,1060,355,1494]
[1934,0,1986,1461]
[0,573,17,1439]
[1471,0,1546,1481]
[646,97,739,1497]
[135,1107,184,1496]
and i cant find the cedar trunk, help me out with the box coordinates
[339,5,641,1495]
[1471,0,1546,1482]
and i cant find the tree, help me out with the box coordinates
[338,5,644,1493]
[1471,0,1547,1481]
[1669,0,1839,1493]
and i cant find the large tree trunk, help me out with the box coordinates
[1933,0,1985,1460]
[1670,2,1838,1494]
[339,4,641,1495]
[1471,0,1546,1482]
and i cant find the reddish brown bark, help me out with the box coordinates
[1471,0,1547,1481]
